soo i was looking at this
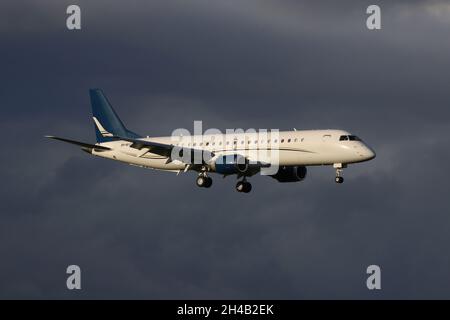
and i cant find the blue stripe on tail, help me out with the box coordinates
[89,89,140,142]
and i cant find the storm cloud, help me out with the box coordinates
[1,0,450,298]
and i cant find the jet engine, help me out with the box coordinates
[271,166,307,182]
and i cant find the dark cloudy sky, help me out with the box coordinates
[1,0,450,299]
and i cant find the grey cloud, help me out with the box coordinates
[1,0,450,299]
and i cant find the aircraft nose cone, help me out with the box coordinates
[365,147,376,160]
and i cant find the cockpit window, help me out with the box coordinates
[339,135,361,141]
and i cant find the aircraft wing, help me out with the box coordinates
[120,136,174,157]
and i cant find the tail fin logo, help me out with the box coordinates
[93,117,114,137]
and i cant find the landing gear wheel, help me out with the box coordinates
[236,181,252,193]
[335,176,344,184]
[197,175,212,188]
[204,177,212,188]
[196,175,206,187]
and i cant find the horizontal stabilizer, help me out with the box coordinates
[45,136,111,151]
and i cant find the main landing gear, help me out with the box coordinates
[334,163,345,184]
[236,179,252,193]
[195,174,252,193]
[196,173,212,188]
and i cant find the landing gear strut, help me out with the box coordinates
[236,179,252,193]
[196,171,212,188]
[334,163,345,184]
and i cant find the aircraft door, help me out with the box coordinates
[322,134,332,142]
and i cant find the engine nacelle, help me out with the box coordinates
[271,166,307,182]
[212,154,249,174]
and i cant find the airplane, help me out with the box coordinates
[46,89,376,193]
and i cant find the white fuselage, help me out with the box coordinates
[91,129,375,173]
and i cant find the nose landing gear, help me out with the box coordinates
[335,176,344,184]
[334,163,346,184]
